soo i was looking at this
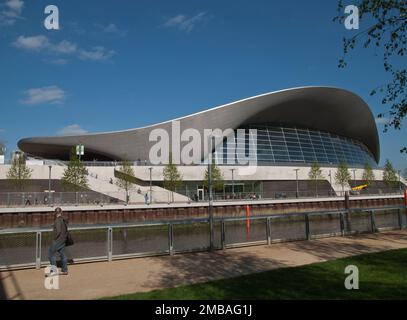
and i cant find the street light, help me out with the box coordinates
[230,168,235,198]
[294,168,300,198]
[207,133,220,251]
[328,169,332,196]
[149,167,153,204]
[48,166,52,192]
[351,169,357,188]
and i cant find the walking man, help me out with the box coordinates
[47,207,69,276]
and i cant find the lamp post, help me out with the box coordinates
[48,166,52,192]
[294,168,300,198]
[149,167,153,204]
[208,133,220,251]
[328,169,332,196]
[230,168,235,199]
[351,169,357,188]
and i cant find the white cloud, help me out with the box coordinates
[20,86,66,105]
[0,0,24,26]
[78,46,115,61]
[51,40,77,54]
[12,35,49,51]
[57,124,88,136]
[375,117,391,125]
[96,23,126,36]
[164,12,208,33]
[49,58,68,65]
[12,35,115,62]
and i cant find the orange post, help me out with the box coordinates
[246,205,251,240]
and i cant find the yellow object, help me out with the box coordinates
[352,184,368,191]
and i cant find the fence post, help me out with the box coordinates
[339,212,345,236]
[398,208,404,230]
[107,227,113,261]
[35,232,42,269]
[168,224,174,255]
[266,217,271,245]
[370,210,377,233]
[305,213,311,240]
[221,219,226,250]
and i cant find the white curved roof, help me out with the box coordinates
[18,86,380,163]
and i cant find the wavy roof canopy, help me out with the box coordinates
[18,87,380,163]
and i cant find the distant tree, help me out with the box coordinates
[335,161,352,193]
[163,153,183,203]
[382,159,398,187]
[115,158,136,204]
[362,162,376,185]
[0,141,5,155]
[203,158,225,194]
[7,152,32,191]
[333,1,407,153]
[308,161,324,196]
[61,147,89,192]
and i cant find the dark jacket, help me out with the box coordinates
[53,216,68,244]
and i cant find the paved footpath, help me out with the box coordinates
[2,229,407,300]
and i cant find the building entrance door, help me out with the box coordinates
[197,188,204,201]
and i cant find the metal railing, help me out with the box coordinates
[184,190,405,202]
[0,205,406,271]
[0,191,124,207]
[0,189,404,208]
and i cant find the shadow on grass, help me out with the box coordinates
[108,248,407,300]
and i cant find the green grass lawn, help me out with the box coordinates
[102,248,407,300]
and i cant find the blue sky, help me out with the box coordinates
[0,0,405,170]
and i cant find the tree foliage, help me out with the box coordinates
[335,160,352,192]
[334,0,406,152]
[7,153,32,191]
[308,161,324,195]
[116,158,136,203]
[382,158,398,187]
[203,158,225,192]
[163,153,183,202]
[61,147,89,192]
[362,161,376,184]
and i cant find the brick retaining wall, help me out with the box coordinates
[0,196,403,229]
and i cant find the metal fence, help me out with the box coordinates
[0,191,124,207]
[0,206,406,271]
[0,189,404,208]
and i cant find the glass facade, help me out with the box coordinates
[216,124,377,167]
